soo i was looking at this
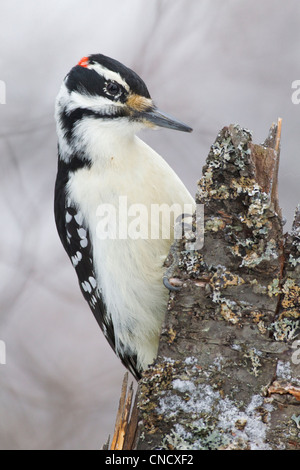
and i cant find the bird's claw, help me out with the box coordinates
[163,276,182,292]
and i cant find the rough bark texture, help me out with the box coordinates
[134,123,300,450]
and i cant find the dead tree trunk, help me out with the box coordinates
[110,121,300,451]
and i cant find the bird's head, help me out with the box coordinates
[55,53,192,162]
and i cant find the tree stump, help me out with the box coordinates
[110,121,300,451]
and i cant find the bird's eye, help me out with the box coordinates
[106,81,121,96]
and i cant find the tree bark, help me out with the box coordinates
[110,121,300,451]
[135,121,300,450]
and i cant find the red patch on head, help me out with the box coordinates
[78,56,89,68]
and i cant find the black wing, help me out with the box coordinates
[54,160,141,379]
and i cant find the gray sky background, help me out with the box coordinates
[0,0,299,449]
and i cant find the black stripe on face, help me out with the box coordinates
[65,66,127,103]
[66,66,106,96]
[59,106,129,143]
[59,108,97,142]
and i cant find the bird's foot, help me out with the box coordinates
[163,275,183,291]
[163,241,182,292]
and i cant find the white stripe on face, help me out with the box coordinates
[87,63,130,92]
[67,91,123,113]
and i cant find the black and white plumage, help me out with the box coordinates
[54,54,194,379]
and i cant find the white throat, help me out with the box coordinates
[72,117,142,167]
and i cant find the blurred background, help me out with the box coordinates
[0,0,299,450]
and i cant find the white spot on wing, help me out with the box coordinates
[74,212,84,225]
[89,276,97,288]
[90,294,97,308]
[66,230,72,244]
[71,251,82,267]
[66,212,72,223]
[80,238,88,248]
[81,281,92,293]
[77,227,87,239]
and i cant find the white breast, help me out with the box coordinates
[67,134,194,370]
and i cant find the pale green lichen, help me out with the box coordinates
[219,300,241,325]
[276,360,300,384]
[178,250,202,277]
[158,381,273,450]
[235,239,279,269]
[267,278,281,298]
[162,423,228,451]
[291,414,300,430]
[272,318,300,342]
[289,254,300,267]
[244,349,262,377]
[280,279,300,318]
[205,217,226,232]
[206,126,252,174]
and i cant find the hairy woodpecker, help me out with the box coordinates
[54,53,194,380]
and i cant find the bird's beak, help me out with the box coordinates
[126,94,192,132]
[141,107,193,133]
